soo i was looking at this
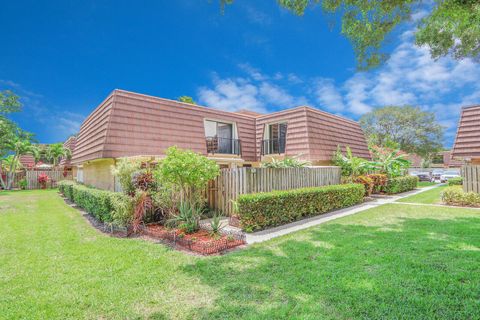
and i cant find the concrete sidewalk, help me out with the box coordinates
[242,184,441,244]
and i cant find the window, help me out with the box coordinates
[262,122,287,154]
[76,167,84,183]
[204,120,240,155]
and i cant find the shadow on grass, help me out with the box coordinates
[184,216,480,319]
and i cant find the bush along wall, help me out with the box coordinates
[58,180,133,226]
[442,186,480,207]
[383,176,418,194]
[236,183,365,232]
[448,177,463,186]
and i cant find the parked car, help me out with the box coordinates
[431,169,444,181]
[410,171,432,182]
[440,171,461,183]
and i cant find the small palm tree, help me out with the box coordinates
[5,133,37,189]
[46,143,71,168]
[1,155,22,172]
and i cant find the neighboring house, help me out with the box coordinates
[452,105,480,164]
[19,155,36,169]
[431,151,462,168]
[408,151,462,168]
[70,89,370,191]
[59,135,77,169]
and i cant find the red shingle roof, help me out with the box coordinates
[452,105,480,159]
[72,89,370,164]
[59,136,77,166]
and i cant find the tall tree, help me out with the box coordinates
[0,90,22,189]
[359,106,444,157]
[0,90,21,114]
[221,1,480,70]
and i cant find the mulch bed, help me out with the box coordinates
[144,224,246,255]
[61,194,246,255]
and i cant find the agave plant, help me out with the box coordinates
[167,201,201,234]
[209,214,225,238]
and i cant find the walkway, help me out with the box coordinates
[232,185,441,244]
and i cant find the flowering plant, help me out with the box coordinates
[38,173,49,189]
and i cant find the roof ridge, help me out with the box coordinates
[113,89,256,120]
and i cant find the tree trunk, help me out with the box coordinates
[0,160,6,189]
[6,154,18,190]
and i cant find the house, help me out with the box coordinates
[59,135,77,169]
[452,105,480,164]
[408,150,462,168]
[70,89,370,191]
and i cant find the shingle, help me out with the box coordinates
[452,105,480,158]
[71,90,370,164]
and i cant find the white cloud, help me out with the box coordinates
[197,25,480,147]
[198,77,266,112]
[314,79,345,112]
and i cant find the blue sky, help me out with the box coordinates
[1,1,479,148]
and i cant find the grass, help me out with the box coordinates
[397,185,462,205]
[418,181,437,188]
[1,190,480,319]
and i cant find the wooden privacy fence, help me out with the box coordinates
[207,166,342,216]
[12,170,73,189]
[462,165,480,193]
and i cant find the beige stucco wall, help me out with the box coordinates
[83,158,115,191]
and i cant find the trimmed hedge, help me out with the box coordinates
[383,176,418,194]
[442,186,480,207]
[448,177,463,186]
[57,181,132,225]
[237,183,365,232]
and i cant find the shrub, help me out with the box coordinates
[110,192,135,227]
[132,170,156,191]
[383,176,418,194]
[333,146,374,178]
[237,183,365,232]
[111,158,142,195]
[19,178,27,190]
[442,186,480,207]
[58,181,136,228]
[370,146,410,178]
[154,146,219,207]
[353,175,374,196]
[448,177,463,186]
[71,184,115,222]
[38,173,49,189]
[366,173,388,193]
[58,180,76,201]
[262,155,310,168]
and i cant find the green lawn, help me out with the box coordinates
[1,190,480,319]
[397,185,460,205]
[418,181,437,188]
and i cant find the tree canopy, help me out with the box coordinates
[359,105,444,157]
[0,90,38,189]
[178,96,196,105]
[0,90,21,114]
[221,0,480,70]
